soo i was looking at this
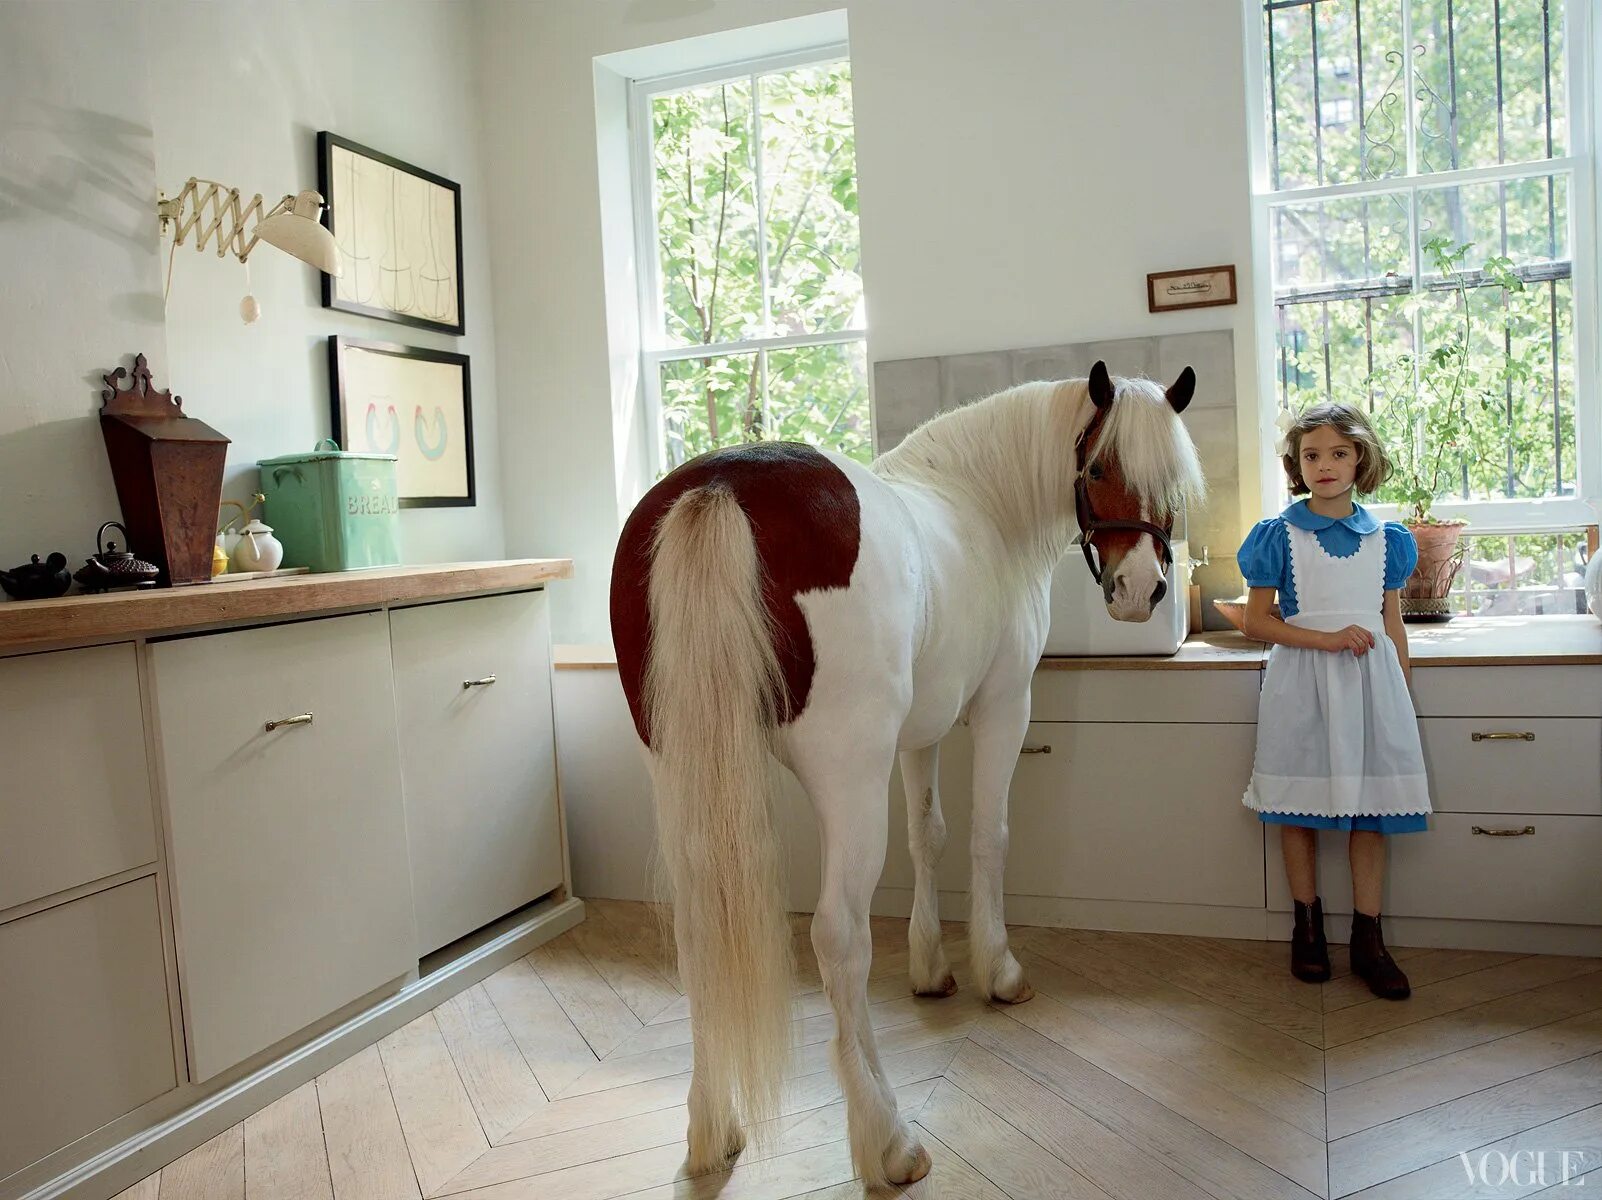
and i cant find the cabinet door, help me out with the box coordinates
[1268,813,1602,925]
[0,878,175,1180]
[0,644,157,913]
[390,590,563,956]
[151,612,414,1082]
[883,721,1264,908]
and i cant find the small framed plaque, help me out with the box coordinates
[1147,264,1238,313]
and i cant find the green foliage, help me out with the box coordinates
[1365,237,1529,522]
[650,60,869,469]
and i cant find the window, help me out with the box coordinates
[630,47,868,474]
[1246,0,1598,549]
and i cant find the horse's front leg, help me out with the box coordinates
[899,744,955,996]
[967,694,1035,1004]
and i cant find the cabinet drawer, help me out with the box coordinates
[0,644,157,913]
[1420,718,1601,815]
[884,722,1264,908]
[1411,665,1602,718]
[1030,669,1260,724]
[1267,813,1602,925]
[0,878,176,1180]
[391,591,563,956]
[151,613,414,1081]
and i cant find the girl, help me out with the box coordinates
[1236,403,1430,1000]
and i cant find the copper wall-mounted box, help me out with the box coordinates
[99,353,229,587]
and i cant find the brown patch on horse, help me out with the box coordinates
[1082,450,1149,574]
[611,442,862,747]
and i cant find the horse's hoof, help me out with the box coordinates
[994,979,1035,1005]
[886,1139,932,1185]
[913,973,958,998]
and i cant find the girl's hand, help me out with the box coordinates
[1322,625,1376,656]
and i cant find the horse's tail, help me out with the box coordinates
[644,481,793,1167]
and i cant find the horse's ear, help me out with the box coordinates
[1166,366,1196,414]
[1088,360,1114,410]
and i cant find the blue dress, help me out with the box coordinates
[1236,501,1428,834]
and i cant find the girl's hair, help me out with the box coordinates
[1281,402,1394,496]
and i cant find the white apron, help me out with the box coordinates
[1242,522,1432,818]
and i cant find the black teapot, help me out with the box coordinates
[0,552,72,600]
[73,522,161,593]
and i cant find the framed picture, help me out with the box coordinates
[319,131,466,335]
[1146,264,1238,313]
[329,337,475,508]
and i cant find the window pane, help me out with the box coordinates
[1379,272,1574,504]
[1417,173,1569,277]
[1272,193,1412,297]
[765,341,871,464]
[652,80,760,347]
[659,353,759,469]
[760,62,863,336]
[1276,294,1413,411]
[1412,0,1567,173]
[1266,0,1406,188]
[1451,531,1589,615]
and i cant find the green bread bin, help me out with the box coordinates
[258,440,400,572]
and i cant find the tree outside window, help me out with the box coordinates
[636,53,869,473]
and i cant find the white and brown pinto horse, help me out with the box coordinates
[610,362,1204,1187]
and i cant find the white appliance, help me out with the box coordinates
[1044,538,1190,656]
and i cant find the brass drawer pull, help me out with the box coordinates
[463,675,498,689]
[1020,745,1052,755]
[1471,731,1535,742]
[1471,825,1536,837]
[264,713,314,732]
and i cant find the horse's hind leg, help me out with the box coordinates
[899,744,955,996]
[797,748,931,1188]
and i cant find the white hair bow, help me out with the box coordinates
[1273,408,1296,457]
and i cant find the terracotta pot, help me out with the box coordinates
[1402,519,1467,617]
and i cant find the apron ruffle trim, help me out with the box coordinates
[1243,772,1433,818]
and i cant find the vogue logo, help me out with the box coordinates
[1459,1150,1591,1188]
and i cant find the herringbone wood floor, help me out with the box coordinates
[117,901,1602,1199]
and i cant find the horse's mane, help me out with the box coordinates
[873,377,1205,567]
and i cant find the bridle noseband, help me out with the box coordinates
[1073,405,1177,586]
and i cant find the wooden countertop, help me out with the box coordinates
[0,560,573,653]
[556,615,1602,672]
[1403,615,1602,666]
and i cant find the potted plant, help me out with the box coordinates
[1366,236,1527,620]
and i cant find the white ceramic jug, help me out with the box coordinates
[232,519,284,574]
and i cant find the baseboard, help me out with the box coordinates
[867,886,1602,956]
[6,896,585,1200]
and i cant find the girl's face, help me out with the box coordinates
[1297,424,1360,500]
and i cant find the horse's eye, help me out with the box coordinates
[1088,464,1104,481]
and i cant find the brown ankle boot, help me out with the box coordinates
[1350,911,1410,999]
[1290,897,1330,983]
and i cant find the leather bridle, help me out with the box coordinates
[1073,405,1177,585]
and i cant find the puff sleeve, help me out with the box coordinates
[1237,518,1288,592]
[1383,523,1419,591]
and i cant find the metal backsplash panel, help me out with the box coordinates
[873,331,1244,628]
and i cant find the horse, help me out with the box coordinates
[609,361,1205,1187]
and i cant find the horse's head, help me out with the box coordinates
[1075,360,1205,622]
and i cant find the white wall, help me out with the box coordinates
[477,0,1261,643]
[0,0,504,575]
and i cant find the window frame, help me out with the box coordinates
[626,43,867,479]
[1242,0,1600,535]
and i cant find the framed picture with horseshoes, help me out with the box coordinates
[609,360,1204,1187]
[328,336,475,508]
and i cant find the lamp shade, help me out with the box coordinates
[255,190,342,276]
